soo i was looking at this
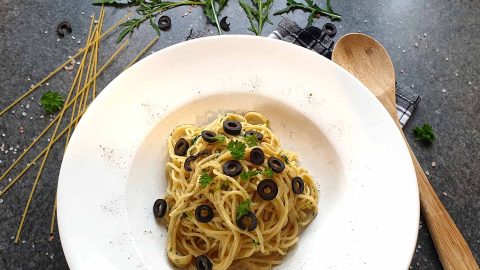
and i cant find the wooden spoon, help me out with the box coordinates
[332,33,479,270]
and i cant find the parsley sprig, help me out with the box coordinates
[199,171,213,187]
[236,199,251,219]
[239,0,274,35]
[40,91,64,114]
[240,170,260,181]
[413,124,435,144]
[244,134,258,147]
[92,0,228,42]
[214,134,226,143]
[227,140,246,160]
[274,0,341,27]
[263,168,273,178]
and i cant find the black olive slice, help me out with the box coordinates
[222,160,242,177]
[201,130,217,143]
[184,150,209,171]
[153,199,167,219]
[223,120,242,135]
[249,147,265,165]
[244,130,263,141]
[56,21,72,37]
[195,255,212,270]
[267,157,285,173]
[174,138,189,156]
[195,205,214,223]
[236,211,258,231]
[257,179,278,201]
[292,176,305,194]
[220,16,230,32]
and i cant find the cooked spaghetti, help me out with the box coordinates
[158,112,319,270]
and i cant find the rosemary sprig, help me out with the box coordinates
[93,0,228,42]
[239,0,274,35]
[274,0,341,27]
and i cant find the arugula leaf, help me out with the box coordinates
[199,172,213,187]
[236,199,251,219]
[227,140,246,160]
[263,168,273,178]
[117,18,144,42]
[214,134,226,143]
[281,154,290,164]
[40,91,64,114]
[149,16,161,36]
[413,124,435,144]
[92,0,130,4]
[239,0,274,35]
[240,170,260,181]
[274,0,342,27]
[204,0,229,33]
[244,134,258,147]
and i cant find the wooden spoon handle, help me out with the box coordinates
[379,95,479,269]
[407,143,479,270]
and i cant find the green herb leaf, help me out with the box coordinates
[281,154,290,164]
[117,18,144,42]
[413,124,435,144]
[263,168,273,178]
[274,0,342,27]
[149,16,161,36]
[191,135,201,145]
[40,91,64,114]
[214,134,226,143]
[244,134,258,147]
[220,180,230,190]
[204,0,228,33]
[239,0,274,35]
[199,172,213,187]
[240,170,260,181]
[236,199,251,219]
[227,140,246,160]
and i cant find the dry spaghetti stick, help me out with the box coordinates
[0,40,129,198]
[64,17,97,145]
[125,36,159,70]
[50,9,105,238]
[13,40,129,243]
[0,19,95,184]
[0,11,132,117]
[92,7,105,99]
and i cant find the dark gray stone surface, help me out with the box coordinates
[0,0,478,269]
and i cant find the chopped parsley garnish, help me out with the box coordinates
[240,170,260,181]
[236,199,251,219]
[220,180,230,190]
[40,91,64,114]
[227,140,246,160]
[244,134,259,147]
[281,154,290,164]
[191,135,201,145]
[263,168,273,178]
[214,134,226,143]
[413,124,435,144]
[253,240,260,247]
[199,172,213,187]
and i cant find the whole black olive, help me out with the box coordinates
[249,147,265,165]
[153,199,167,219]
[223,120,242,135]
[257,179,278,201]
[267,157,285,173]
[201,130,217,143]
[236,211,258,231]
[195,255,212,270]
[184,150,209,171]
[292,177,305,194]
[195,205,214,223]
[174,138,189,156]
[244,130,263,141]
[222,160,243,177]
[158,15,172,31]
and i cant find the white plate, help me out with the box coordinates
[57,36,419,270]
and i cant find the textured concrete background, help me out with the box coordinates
[0,0,479,269]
